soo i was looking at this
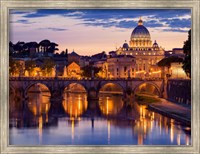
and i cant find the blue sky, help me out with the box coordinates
[10,9,191,55]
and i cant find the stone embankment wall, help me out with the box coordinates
[167,79,191,105]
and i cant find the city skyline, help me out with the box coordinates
[10,9,191,55]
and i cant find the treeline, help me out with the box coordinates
[9,39,64,58]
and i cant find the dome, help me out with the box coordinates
[122,41,129,49]
[130,18,150,40]
[153,40,157,45]
[153,40,158,47]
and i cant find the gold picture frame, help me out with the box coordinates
[1,0,200,153]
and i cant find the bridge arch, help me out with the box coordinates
[24,82,51,96]
[62,82,88,94]
[133,81,161,97]
[98,81,125,93]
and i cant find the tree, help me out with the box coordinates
[157,56,183,67]
[39,39,51,52]
[182,29,191,78]
[47,42,59,54]
[23,42,39,56]
[25,60,36,76]
[9,58,21,76]
[81,65,102,78]
[41,58,55,76]
[13,41,25,55]
[9,41,14,56]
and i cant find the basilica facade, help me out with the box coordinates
[113,18,165,79]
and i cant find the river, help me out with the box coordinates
[9,90,191,145]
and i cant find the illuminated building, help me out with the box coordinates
[114,17,165,78]
[170,62,188,79]
[64,61,81,78]
[106,55,136,78]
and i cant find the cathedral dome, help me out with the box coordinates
[130,18,150,39]
[129,17,152,48]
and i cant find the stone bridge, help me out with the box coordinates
[10,77,164,100]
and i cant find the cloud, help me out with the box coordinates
[12,19,35,24]
[45,27,68,31]
[10,9,191,33]
[163,27,190,33]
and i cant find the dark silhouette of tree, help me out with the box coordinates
[81,65,102,78]
[60,51,65,56]
[23,42,39,57]
[158,56,183,68]
[47,42,58,54]
[39,39,51,52]
[25,60,36,76]
[182,29,191,78]
[41,58,55,76]
[13,41,25,54]
[9,41,15,56]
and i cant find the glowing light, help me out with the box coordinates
[106,97,109,115]
[170,123,174,143]
[186,135,190,145]
[177,133,181,145]
[71,119,74,140]
[152,70,161,74]
[38,116,43,144]
[107,120,110,144]
[136,70,145,74]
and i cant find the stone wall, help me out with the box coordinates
[167,79,191,105]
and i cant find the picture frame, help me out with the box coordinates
[0,0,199,153]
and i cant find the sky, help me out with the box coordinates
[9,9,191,56]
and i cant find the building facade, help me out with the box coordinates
[115,18,165,79]
[64,61,81,78]
[106,55,136,78]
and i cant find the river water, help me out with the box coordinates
[9,91,191,145]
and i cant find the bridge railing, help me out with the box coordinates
[9,76,163,81]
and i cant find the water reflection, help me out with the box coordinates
[27,84,51,116]
[62,92,88,118]
[99,94,124,116]
[28,92,51,116]
[9,90,191,145]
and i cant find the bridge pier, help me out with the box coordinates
[48,100,65,116]
[49,90,65,115]
[87,88,99,100]
[84,100,101,117]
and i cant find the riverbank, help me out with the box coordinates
[135,93,161,105]
[147,99,191,126]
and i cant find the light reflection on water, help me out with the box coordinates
[9,91,191,145]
